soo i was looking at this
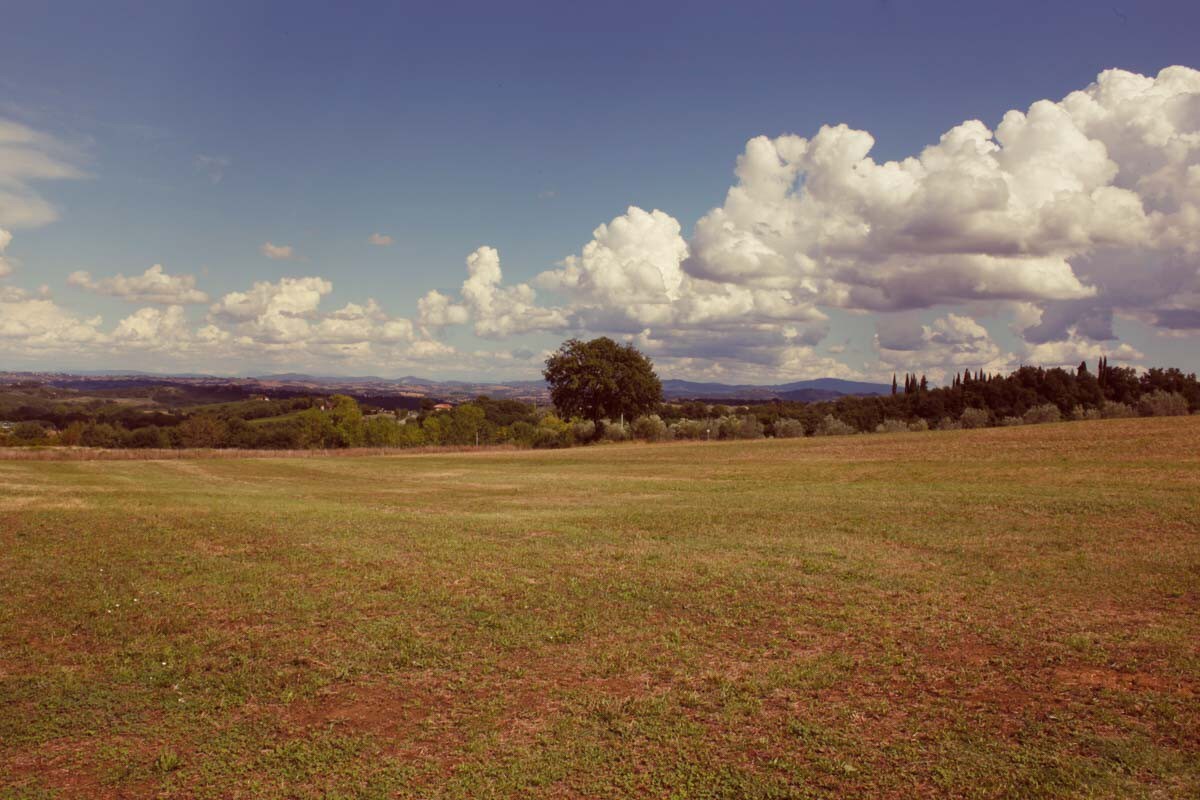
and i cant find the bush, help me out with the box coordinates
[718,415,764,439]
[364,416,403,446]
[532,415,574,448]
[124,426,169,449]
[1070,405,1102,422]
[999,416,1024,427]
[601,421,629,442]
[814,414,856,436]
[1023,404,1062,425]
[1100,401,1136,419]
[178,414,229,447]
[81,423,122,448]
[936,417,961,431]
[874,418,908,434]
[907,418,929,432]
[571,419,596,442]
[11,421,49,442]
[671,419,709,440]
[508,420,536,446]
[1138,390,1189,417]
[632,414,669,442]
[960,407,990,429]
[773,418,806,438]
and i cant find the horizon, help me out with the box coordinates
[2,2,1199,382]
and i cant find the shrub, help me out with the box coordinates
[814,414,856,436]
[1070,405,1102,422]
[960,407,990,429]
[11,421,49,442]
[508,420,536,446]
[874,418,908,434]
[533,415,574,448]
[773,418,806,438]
[364,416,403,446]
[671,419,709,440]
[178,414,230,448]
[907,418,929,432]
[81,423,122,448]
[1023,403,1062,425]
[632,414,669,442]
[571,419,597,442]
[718,415,764,439]
[1138,390,1189,417]
[999,416,1024,427]
[59,421,85,446]
[936,418,961,431]
[1100,401,1136,419]
[124,426,169,449]
[601,421,629,442]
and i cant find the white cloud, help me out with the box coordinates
[875,313,1013,381]
[685,66,1200,334]
[5,67,1198,380]
[194,154,230,184]
[112,305,193,348]
[418,246,568,337]
[0,118,84,229]
[209,276,331,344]
[1021,330,1143,369]
[260,242,295,260]
[0,293,106,351]
[0,228,12,277]
[68,264,209,304]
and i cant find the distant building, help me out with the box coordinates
[432,403,453,412]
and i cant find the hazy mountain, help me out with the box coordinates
[659,378,889,400]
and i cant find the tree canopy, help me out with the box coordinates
[543,337,663,428]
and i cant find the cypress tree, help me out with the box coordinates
[892,373,898,395]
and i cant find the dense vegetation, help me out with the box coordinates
[1,360,1196,450]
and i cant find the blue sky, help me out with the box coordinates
[1,1,1198,381]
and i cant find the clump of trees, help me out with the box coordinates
[542,337,662,439]
[2,351,1197,451]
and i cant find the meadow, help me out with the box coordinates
[1,418,1197,799]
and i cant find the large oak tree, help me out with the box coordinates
[542,337,663,435]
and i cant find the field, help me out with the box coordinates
[1,419,1198,799]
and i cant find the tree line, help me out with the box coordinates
[1,340,1196,450]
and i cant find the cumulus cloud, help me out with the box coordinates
[419,246,568,337]
[194,154,230,184]
[875,313,1013,381]
[1022,330,1143,368]
[413,207,830,378]
[260,242,295,260]
[112,305,193,348]
[0,292,106,352]
[6,67,1198,380]
[0,118,84,228]
[368,232,394,246]
[0,228,12,277]
[685,66,1200,342]
[209,276,332,344]
[68,264,209,304]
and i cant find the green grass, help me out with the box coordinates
[1,418,1198,798]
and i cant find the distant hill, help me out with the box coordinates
[660,378,889,401]
[3,369,889,407]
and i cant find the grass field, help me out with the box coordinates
[1,418,1198,799]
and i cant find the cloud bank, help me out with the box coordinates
[1,66,1198,379]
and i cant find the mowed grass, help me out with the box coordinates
[1,419,1198,799]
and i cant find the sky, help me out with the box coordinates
[1,0,1198,384]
